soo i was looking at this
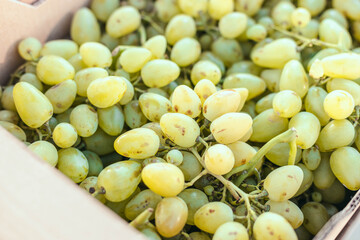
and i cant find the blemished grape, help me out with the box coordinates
[18,37,42,61]
[302,147,321,170]
[57,148,89,183]
[213,221,249,240]
[52,122,78,148]
[79,176,106,203]
[194,79,217,105]
[106,6,141,38]
[191,60,222,85]
[166,149,183,166]
[291,8,311,28]
[125,189,162,220]
[204,144,235,175]
[70,104,98,137]
[227,141,256,167]
[323,90,355,120]
[266,200,304,229]
[178,189,209,225]
[301,202,330,235]
[45,79,77,114]
[139,92,172,122]
[273,90,302,118]
[28,141,58,167]
[171,85,202,118]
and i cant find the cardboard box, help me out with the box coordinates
[0,1,359,239]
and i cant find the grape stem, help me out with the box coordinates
[184,169,208,189]
[141,15,165,34]
[138,24,147,45]
[129,208,154,229]
[197,136,209,149]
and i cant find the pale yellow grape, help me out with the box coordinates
[13,82,53,128]
[0,121,26,142]
[119,78,134,105]
[141,122,167,145]
[28,141,58,167]
[166,149,183,166]
[82,150,103,176]
[264,165,304,201]
[271,1,296,29]
[36,55,75,85]
[321,9,348,29]
[0,110,19,124]
[253,212,297,240]
[305,86,330,126]
[87,76,127,108]
[142,163,184,197]
[18,37,42,61]
[70,104,98,137]
[260,69,282,92]
[302,147,321,171]
[301,202,329,235]
[171,38,201,67]
[251,38,300,69]
[178,189,209,225]
[171,85,201,118]
[266,143,302,166]
[119,47,152,73]
[235,0,263,16]
[57,148,89,183]
[91,0,119,22]
[307,48,340,72]
[45,79,77,114]
[114,128,159,159]
[194,202,233,234]
[242,101,256,118]
[142,157,166,167]
[79,176,106,203]
[227,141,256,167]
[210,113,252,144]
[327,78,360,106]
[124,100,147,129]
[323,90,354,120]
[299,0,326,16]
[319,19,352,50]
[330,147,360,190]
[255,93,276,114]
[211,38,243,67]
[74,67,109,97]
[154,0,180,22]
[316,53,360,80]
[147,88,169,98]
[295,163,314,196]
[125,189,162,220]
[212,221,248,240]
[141,59,180,88]
[194,79,217,105]
[293,19,320,39]
[223,73,266,100]
[246,24,267,42]
[52,123,78,148]
[291,8,311,28]
[203,90,240,122]
[68,53,87,72]
[165,14,196,45]
[70,8,100,45]
[200,52,226,75]
[114,68,130,80]
[332,0,360,21]
[178,0,208,17]
[83,128,117,156]
[155,197,188,238]
[97,104,124,136]
[100,33,120,51]
[219,12,247,39]
[144,35,167,59]
[97,160,141,202]
[204,144,234,175]
[19,73,43,91]
[313,152,336,189]
[191,60,222,85]
[160,113,200,148]
[139,92,172,122]
[79,42,112,68]
[226,60,262,76]
[40,40,78,60]
[106,6,141,38]
[208,0,233,20]
[279,60,309,98]
[289,112,320,149]
[266,200,304,229]
[178,151,203,181]
[232,88,249,112]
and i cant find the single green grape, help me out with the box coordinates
[301,202,330,235]
[106,6,141,38]
[28,141,58,167]
[139,92,172,122]
[52,122,78,148]
[70,7,101,45]
[178,151,203,181]
[91,0,119,22]
[70,104,98,137]
[82,150,103,177]
[0,110,19,124]
[124,100,148,129]
[74,67,109,97]
[125,189,162,221]
[171,38,201,67]
[266,200,304,229]
[273,90,302,118]
[45,79,77,114]
[165,14,196,45]
[97,104,124,136]
[57,148,89,183]
[166,149,183,166]
[223,73,266,100]
[119,47,152,73]
[18,37,42,61]
[19,73,43,91]
[204,144,235,175]
[313,152,336,189]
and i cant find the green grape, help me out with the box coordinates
[171,38,201,67]
[232,88,249,112]
[171,85,201,118]
[191,60,222,85]
[241,100,256,118]
[208,0,234,20]
[74,67,109,97]
[100,33,120,51]
[91,0,119,22]
[27,141,57,167]
[52,122,78,148]
[321,8,348,29]
[226,60,263,76]
[251,38,300,69]
[213,221,249,240]
[114,128,159,159]
[82,150,103,177]
[105,187,140,219]
[227,141,256,167]
[13,82,53,128]
[189,232,211,240]
[139,92,172,122]
[36,55,75,85]
[311,191,322,202]
[55,108,72,124]
[0,121,26,142]
[293,19,320,39]
[289,112,320,149]
[194,79,217,105]
[313,152,336,189]
[155,197,188,238]
[271,1,296,29]
[327,79,360,106]
[295,163,314,196]
[235,0,263,16]
[298,0,326,16]
[147,88,169,98]
[330,147,360,190]
[264,165,304,201]
[250,109,288,142]
[203,90,241,121]
[18,37,42,61]
[333,0,360,20]
[106,6,141,38]
[323,90,354,120]
[0,110,19,124]
[160,113,200,148]
[211,38,243,67]
[323,203,339,217]
[178,189,209,225]
[144,35,167,59]
[194,202,234,234]
[306,48,340,71]
[291,8,311,28]
[119,47,152,73]
[70,8,101,45]
[316,119,355,152]
[219,12,247,39]
[141,59,180,88]
[260,69,282,93]
[253,212,297,240]
[304,86,330,126]
[320,19,352,50]
[142,163,184,197]
[246,24,267,42]
[125,189,162,221]
[79,42,112,68]
[203,186,214,196]
[223,73,266,100]
[97,104,124,136]
[178,0,208,17]
[166,149,183,166]
[124,100,148,129]
[178,151,203,181]
[44,79,77,114]
[68,53,87,72]
[57,148,89,183]
[118,77,134,105]
[40,39,78,60]
[199,34,213,51]
[295,225,313,240]
[279,60,309,98]
[210,112,253,144]
[141,122,167,145]
[272,90,301,118]
[255,93,276,114]
[316,180,345,204]
[79,176,106,203]
[301,202,329,235]
[84,128,117,156]
[19,73,43,91]
[200,52,226,75]
[165,14,196,45]
[265,143,302,166]
[97,160,141,202]
[302,147,321,170]
[155,0,180,22]
[266,200,304,229]
[142,157,166,167]
[70,104,98,137]
[140,227,161,240]
[204,144,235,175]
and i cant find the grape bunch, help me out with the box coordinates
[2,0,360,239]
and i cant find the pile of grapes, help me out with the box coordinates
[2,0,360,239]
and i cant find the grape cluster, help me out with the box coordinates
[2,0,360,239]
